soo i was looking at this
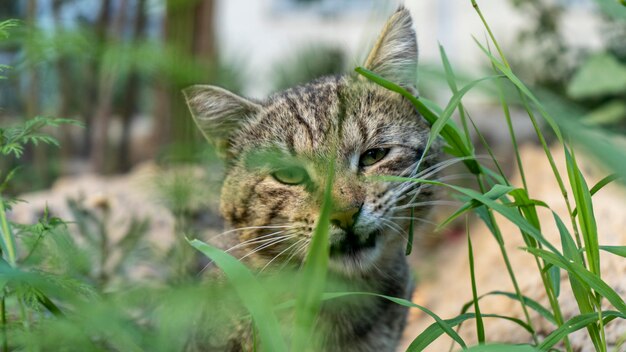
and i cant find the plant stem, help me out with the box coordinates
[486,44,573,351]
[0,198,16,266]
[476,174,538,344]
[471,0,511,69]
[1,295,7,352]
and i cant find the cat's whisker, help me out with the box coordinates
[277,239,309,273]
[437,173,475,182]
[380,220,406,236]
[389,216,437,226]
[198,230,299,274]
[260,237,306,273]
[412,156,475,179]
[392,200,460,210]
[238,234,299,262]
[379,219,409,243]
[210,224,296,241]
[223,229,294,253]
[394,185,432,203]
[294,240,312,271]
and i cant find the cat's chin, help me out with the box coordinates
[327,230,382,275]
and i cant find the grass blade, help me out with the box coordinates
[437,184,514,231]
[422,75,502,167]
[460,291,557,326]
[538,311,625,350]
[524,247,626,314]
[297,291,466,351]
[467,222,485,343]
[407,313,534,352]
[599,246,626,258]
[464,344,538,352]
[438,43,472,143]
[572,174,619,217]
[188,239,288,352]
[472,38,563,142]
[554,212,603,349]
[0,198,16,266]
[291,160,334,351]
[564,147,600,276]
[355,67,481,174]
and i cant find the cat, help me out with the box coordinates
[184,7,439,352]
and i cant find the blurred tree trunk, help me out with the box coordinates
[117,0,147,172]
[80,0,111,161]
[25,0,47,183]
[90,0,128,173]
[52,0,75,163]
[153,0,216,161]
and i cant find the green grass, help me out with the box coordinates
[1,1,626,350]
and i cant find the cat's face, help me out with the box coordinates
[185,8,438,275]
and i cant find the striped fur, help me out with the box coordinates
[185,7,439,352]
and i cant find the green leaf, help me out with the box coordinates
[464,344,538,352]
[288,291,466,351]
[584,101,626,125]
[291,159,334,351]
[567,53,626,99]
[407,313,533,352]
[509,188,542,248]
[467,230,485,343]
[188,239,288,352]
[419,97,444,115]
[437,184,514,231]
[524,247,626,314]
[461,290,557,325]
[600,246,626,258]
[473,38,563,143]
[424,75,501,163]
[572,174,619,217]
[564,148,600,276]
[547,265,561,298]
[381,176,626,314]
[538,311,625,350]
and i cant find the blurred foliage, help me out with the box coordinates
[0,0,244,194]
[272,44,346,91]
[508,0,626,131]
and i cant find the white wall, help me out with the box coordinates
[214,0,603,97]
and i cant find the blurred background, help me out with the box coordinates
[0,0,624,195]
[0,2,624,349]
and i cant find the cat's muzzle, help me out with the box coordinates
[329,228,379,257]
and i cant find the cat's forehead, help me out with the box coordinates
[232,75,427,158]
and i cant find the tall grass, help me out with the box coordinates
[0,1,625,350]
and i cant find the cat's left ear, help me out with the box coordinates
[363,6,417,88]
[183,85,262,156]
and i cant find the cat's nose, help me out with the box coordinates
[330,207,360,231]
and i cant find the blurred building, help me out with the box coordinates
[214,0,604,97]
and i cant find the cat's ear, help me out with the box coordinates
[183,85,261,155]
[363,6,417,88]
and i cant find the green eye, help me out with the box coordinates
[272,167,309,185]
[359,148,389,167]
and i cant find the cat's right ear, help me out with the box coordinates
[183,85,261,156]
[362,7,417,89]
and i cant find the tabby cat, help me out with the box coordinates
[184,7,439,352]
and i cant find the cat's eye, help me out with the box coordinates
[272,167,309,185]
[359,148,389,167]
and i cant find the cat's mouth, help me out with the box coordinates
[329,229,378,257]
